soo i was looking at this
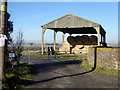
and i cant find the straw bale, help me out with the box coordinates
[89,35,98,45]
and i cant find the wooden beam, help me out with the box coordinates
[62,32,65,44]
[101,34,103,43]
[94,26,100,46]
[41,28,46,54]
[54,31,57,51]
[103,33,106,43]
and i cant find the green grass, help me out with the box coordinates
[80,60,92,71]
[94,67,118,77]
[23,53,52,58]
[2,63,37,89]
[80,60,118,77]
[23,53,87,61]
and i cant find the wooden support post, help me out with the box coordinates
[62,33,65,44]
[101,34,103,43]
[97,27,100,46]
[103,33,106,43]
[54,31,57,51]
[94,26,100,46]
[41,28,46,54]
[68,33,71,36]
[0,0,7,77]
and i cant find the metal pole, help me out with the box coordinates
[0,0,7,77]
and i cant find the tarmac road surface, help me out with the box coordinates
[21,56,118,88]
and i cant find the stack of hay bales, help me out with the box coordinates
[67,35,97,45]
[67,35,91,45]
[89,35,98,45]
[59,35,98,54]
[59,41,71,53]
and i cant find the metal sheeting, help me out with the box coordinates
[41,14,105,34]
[42,14,100,28]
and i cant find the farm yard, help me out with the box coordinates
[20,52,118,88]
[2,13,119,89]
[0,1,119,90]
[2,44,119,89]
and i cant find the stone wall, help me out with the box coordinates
[88,47,120,70]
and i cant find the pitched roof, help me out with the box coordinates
[41,14,100,28]
[41,14,106,34]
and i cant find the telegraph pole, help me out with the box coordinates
[0,0,7,77]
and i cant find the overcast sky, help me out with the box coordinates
[5,2,118,44]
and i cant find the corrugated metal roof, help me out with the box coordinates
[41,14,100,28]
[41,14,106,34]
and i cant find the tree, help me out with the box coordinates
[30,43,33,46]
[4,13,14,68]
[3,13,14,44]
[11,30,24,64]
[6,13,13,44]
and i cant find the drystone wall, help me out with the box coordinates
[88,47,120,70]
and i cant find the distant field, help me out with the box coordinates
[8,44,61,51]
[107,44,120,47]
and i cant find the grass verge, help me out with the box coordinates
[23,53,87,61]
[2,63,37,89]
[80,60,119,77]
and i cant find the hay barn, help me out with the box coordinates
[41,14,107,54]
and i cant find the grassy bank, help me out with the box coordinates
[80,60,119,77]
[2,63,37,89]
[23,53,87,61]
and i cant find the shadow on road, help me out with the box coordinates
[29,60,82,75]
[26,47,97,85]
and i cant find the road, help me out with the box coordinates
[21,56,118,88]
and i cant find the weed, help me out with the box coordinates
[2,63,37,89]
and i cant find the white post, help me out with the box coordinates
[41,28,46,54]
[94,26,100,46]
[62,32,65,44]
[68,33,71,36]
[54,31,57,51]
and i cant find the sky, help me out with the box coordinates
[4,2,118,44]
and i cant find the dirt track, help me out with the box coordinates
[21,56,118,88]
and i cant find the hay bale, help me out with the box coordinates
[74,36,83,45]
[74,35,91,45]
[67,36,75,43]
[67,36,76,46]
[89,35,98,45]
[59,41,71,53]
[80,35,90,45]
[72,45,88,54]
[74,36,81,41]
